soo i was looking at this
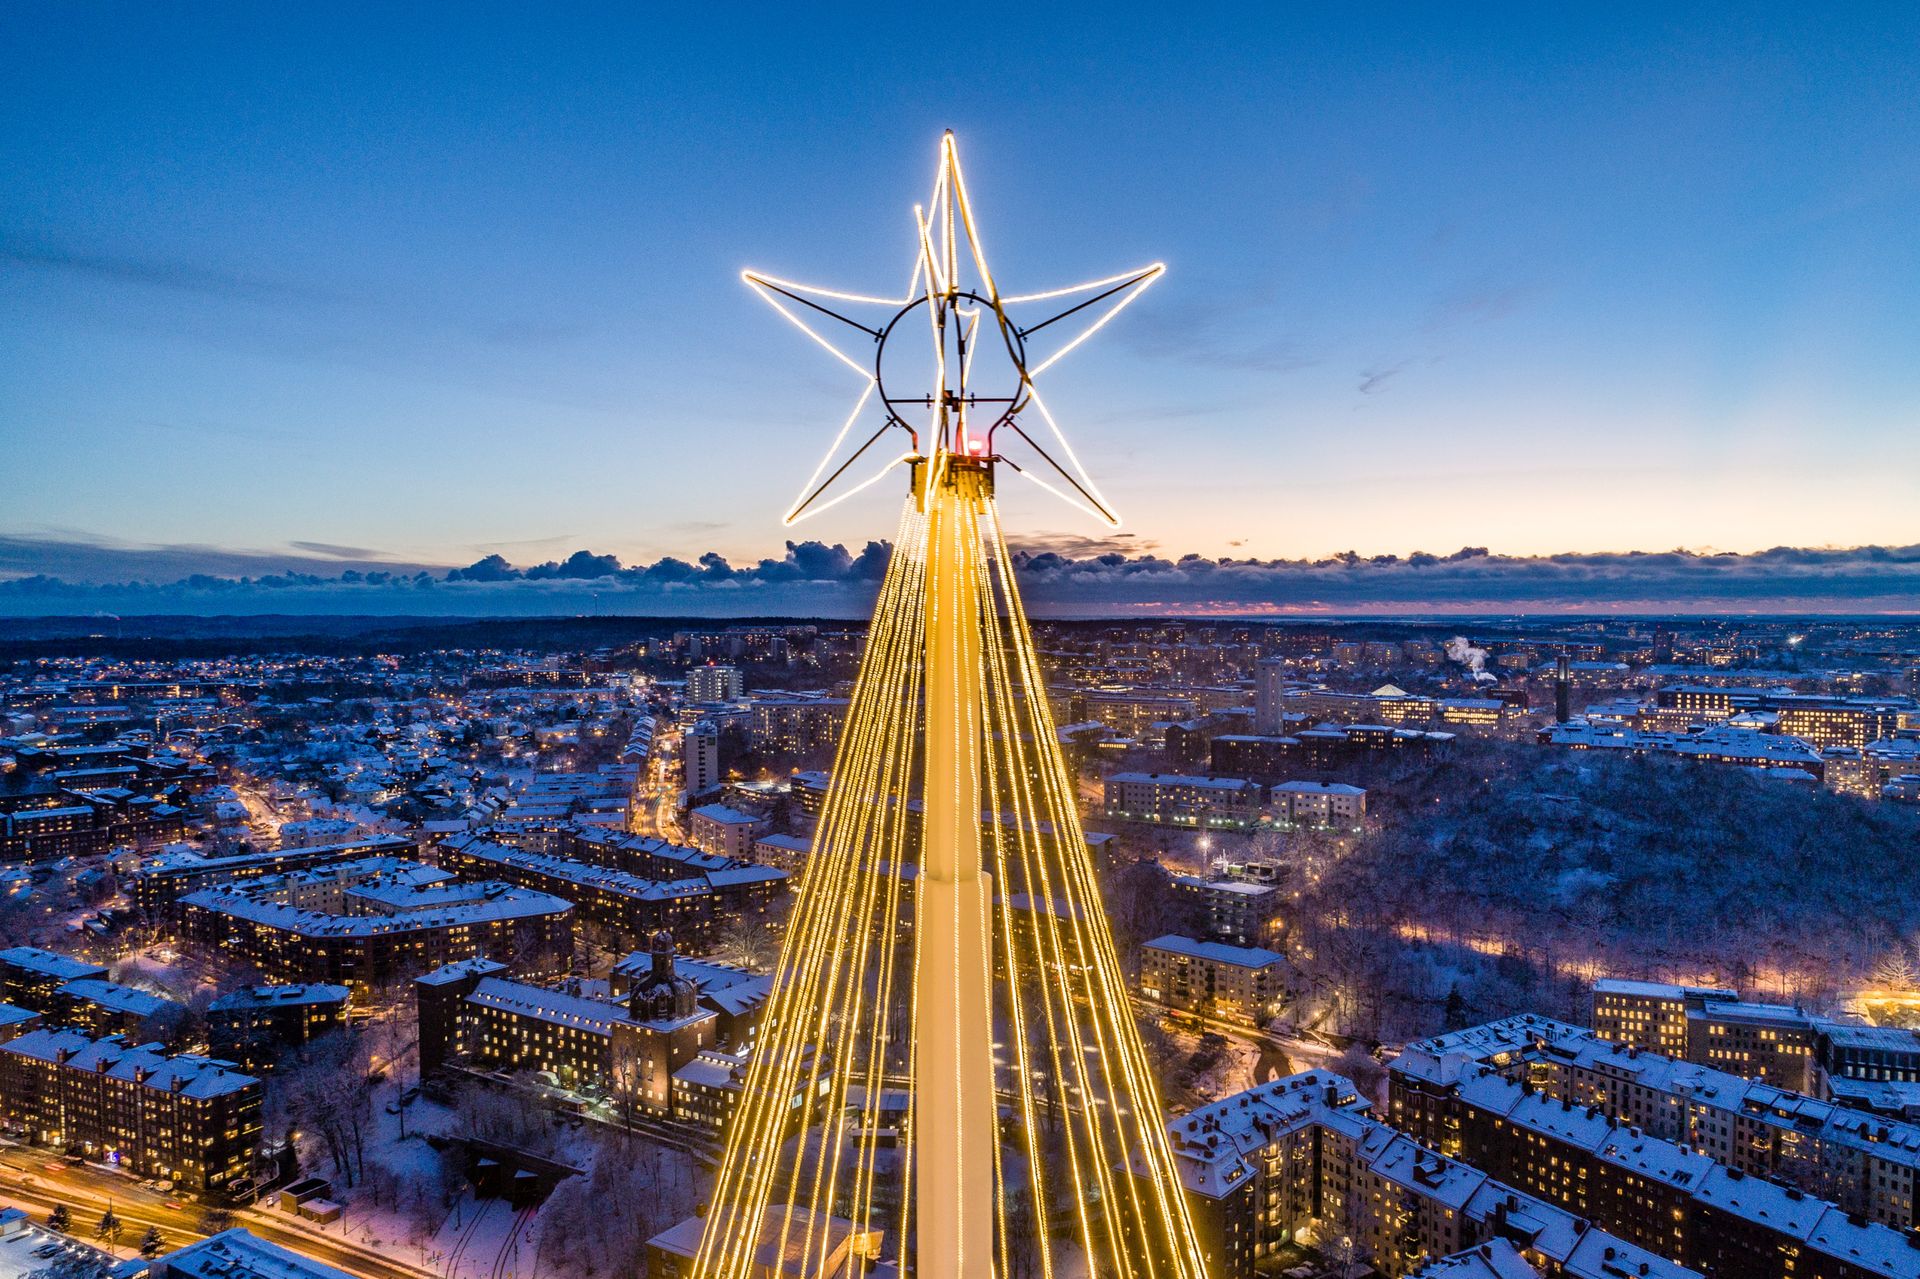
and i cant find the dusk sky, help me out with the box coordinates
[3,4,1918,613]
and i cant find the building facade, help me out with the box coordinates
[1140,935,1286,1024]
[0,1028,262,1200]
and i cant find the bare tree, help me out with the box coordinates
[273,1030,374,1186]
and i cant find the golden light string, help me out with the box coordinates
[704,560,892,1275]
[789,504,928,1269]
[986,642,1139,1279]
[803,510,928,1272]
[976,534,1135,1275]
[990,503,1152,1267]
[696,500,927,1276]
[975,582,1058,1279]
[988,501,1209,1273]
[978,546,1088,1278]
[975,514,1113,1267]
[987,503,1187,1276]
[846,557,925,1244]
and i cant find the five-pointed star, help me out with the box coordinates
[743,131,1163,528]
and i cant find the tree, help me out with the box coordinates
[1442,984,1470,1030]
[48,1204,70,1233]
[198,1207,232,1235]
[139,1227,165,1258]
[94,1207,120,1246]
[272,1029,375,1186]
[1330,1046,1388,1104]
[714,913,779,975]
[1874,947,1918,993]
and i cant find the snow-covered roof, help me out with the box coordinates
[415,957,509,987]
[209,983,351,1011]
[179,881,570,936]
[2,1028,256,1098]
[0,946,106,981]
[1414,1239,1544,1279]
[1107,771,1260,791]
[467,977,631,1036]
[55,978,175,1019]
[154,1228,360,1279]
[1143,934,1284,969]
[1269,779,1366,795]
[690,803,764,826]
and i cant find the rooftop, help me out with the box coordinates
[0,947,107,981]
[2,1027,257,1098]
[154,1228,361,1279]
[209,983,352,1011]
[1144,934,1284,969]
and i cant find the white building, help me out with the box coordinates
[684,720,720,797]
[1103,772,1263,828]
[686,664,744,703]
[689,803,769,859]
[1141,934,1287,1024]
[1269,779,1366,825]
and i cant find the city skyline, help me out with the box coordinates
[5,5,1918,616]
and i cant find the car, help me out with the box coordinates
[42,1161,64,1173]
[163,1200,184,1211]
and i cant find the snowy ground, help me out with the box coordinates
[424,1195,536,1279]
[300,1079,593,1279]
[1162,1024,1262,1103]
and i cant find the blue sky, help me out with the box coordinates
[2,4,1917,612]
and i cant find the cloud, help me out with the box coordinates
[1357,362,1408,394]
[1012,532,1159,559]
[289,541,388,560]
[0,532,433,584]
[3,536,1919,618]
[1,234,334,306]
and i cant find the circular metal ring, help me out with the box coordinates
[874,290,1030,444]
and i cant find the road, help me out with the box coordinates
[1125,993,1362,1090]
[0,1149,435,1279]
[627,733,686,844]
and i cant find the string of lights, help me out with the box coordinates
[695,132,1202,1278]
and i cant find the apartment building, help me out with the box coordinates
[1103,772,1265,829]
[0,1029,261,1200]
[1158,1070,1699,1279]
[1140,935,1286,1024]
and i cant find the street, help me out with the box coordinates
[0,1149,435,1279]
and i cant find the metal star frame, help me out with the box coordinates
[743,130,1163,527]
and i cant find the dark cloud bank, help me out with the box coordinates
[2,533,1917,618]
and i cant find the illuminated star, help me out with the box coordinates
[743,131,1163,527]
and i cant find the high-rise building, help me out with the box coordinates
[1253,658,1290,734]
[684,720,721,796]
[686,664,745,703]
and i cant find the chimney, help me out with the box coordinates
[1554,653,1572,724]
